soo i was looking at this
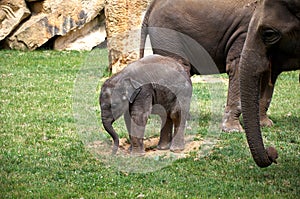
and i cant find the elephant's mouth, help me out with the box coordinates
[280,58,300,71]
[270,52,300,71]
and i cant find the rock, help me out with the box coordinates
[0,0,31,41]
[105,0,152,73]
[54,12,106,51]
[4,0,105,50]
[26,0,44,14]
[92,37,107,49]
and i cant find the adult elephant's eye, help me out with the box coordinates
[261,27,281,45]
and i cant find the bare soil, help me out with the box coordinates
[88,135,202,159]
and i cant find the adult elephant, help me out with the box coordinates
[240,0,300,167]
[140,0,274,132]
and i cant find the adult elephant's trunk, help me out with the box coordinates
[239,8,278,167]
[240,48,278,168]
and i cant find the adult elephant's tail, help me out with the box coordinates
[139,0,156,58]
[140,15,148,58]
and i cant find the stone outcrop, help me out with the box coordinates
[0,0,30,41]
[53,12,106,51]
[105,0,152,73]
[0,0,155,73]
[1,0,105,50]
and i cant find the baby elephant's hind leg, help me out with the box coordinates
[170,111,185,152]
[157,116,173,150]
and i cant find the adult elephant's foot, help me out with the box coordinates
[221,112,244,132]
[260,116,274,127]
[222,106,244,132]
[222,119,244,132]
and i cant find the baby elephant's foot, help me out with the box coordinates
[170,143,185,153]
[221,119,244,133]
[157,142,171,150]
[260,117,274,127]
[129,144,145,156]
[130,148,145,156]
[129,137,145,156]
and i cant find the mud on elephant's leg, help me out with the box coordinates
[259,71,276,127]
[222,57,244,132]
[157,116,173,150]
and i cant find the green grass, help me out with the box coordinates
[0,50,299,198]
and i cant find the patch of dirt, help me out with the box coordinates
[87,135,202,159]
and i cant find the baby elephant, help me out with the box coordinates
[100,55,192,155]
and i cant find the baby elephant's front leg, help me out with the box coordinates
[128,113,147,156]
[129,134,145,155]
[128,94,152,156]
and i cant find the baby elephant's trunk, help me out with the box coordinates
[102,116,119,154]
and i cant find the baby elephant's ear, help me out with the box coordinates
[123,78,142,103]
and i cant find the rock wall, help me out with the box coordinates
[54,10,106,51]
[0,0,30,41]
[105,0,152,73]
[0,0,106,50]
[0,0,153,72]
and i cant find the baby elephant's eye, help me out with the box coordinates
[261,27,281,45]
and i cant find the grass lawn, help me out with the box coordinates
[0,50,299,198]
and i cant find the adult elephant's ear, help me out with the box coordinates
[123,78,142,103]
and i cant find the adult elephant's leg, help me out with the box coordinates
[157,116,173,150]
[222,37,245,132]
[259,71,276,127]
[222,57,244,132]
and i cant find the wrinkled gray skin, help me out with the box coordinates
[140,0,274,132]
[240,0,300,167]
[100,55,192,155]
